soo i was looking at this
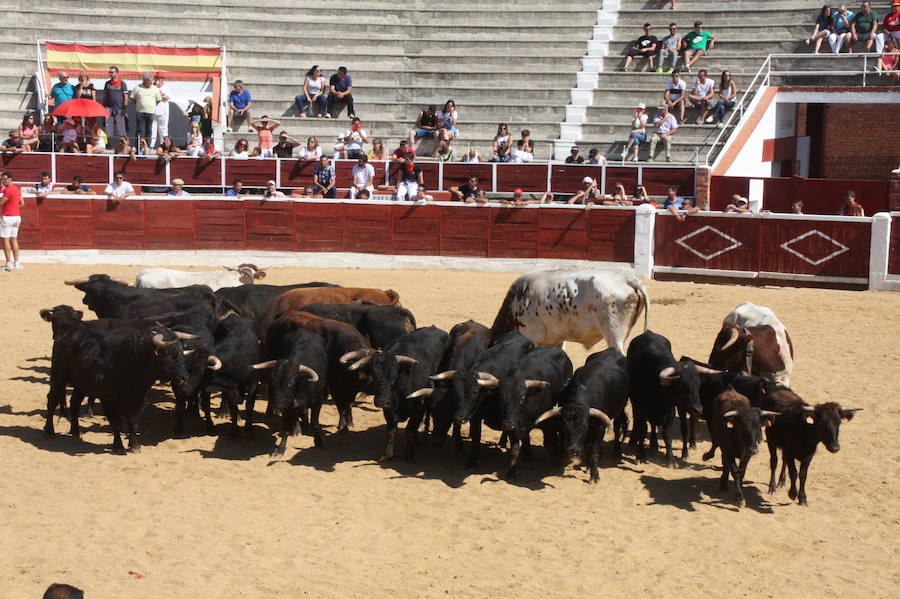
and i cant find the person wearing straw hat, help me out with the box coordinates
[623,102,648,162]
[167,178,190,197]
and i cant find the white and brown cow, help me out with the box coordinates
[135,264,267,290]
[489,269,649,353]
[710,302,794,385]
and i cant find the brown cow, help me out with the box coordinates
[258,287,400,342]
[708,323,791,384]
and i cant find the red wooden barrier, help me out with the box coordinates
[1,152,52,181]
[709,175,751,211]
[93,199,145,250]
[56,155,108,185]
[588,210,636,263]
[145,199,195,250]
[655,214,760,271]
[642,167,696,197]
[115,156,167,186]
[244,199,293,251]
[40,196,94,249]
[293,202,344,252]
[711,175,889,214]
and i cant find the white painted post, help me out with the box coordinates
[633,204,656,279]
[748,178,764,212]
[869,212,892,290]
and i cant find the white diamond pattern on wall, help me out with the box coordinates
[779,230,849,266]
[674,225,743,261]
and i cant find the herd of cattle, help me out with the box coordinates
[36,265,860,508]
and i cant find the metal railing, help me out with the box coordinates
[703,52,895,166]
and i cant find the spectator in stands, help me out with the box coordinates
[33,172,55,200]
[1,130,27,155]
[151,75,171,148]
[251,116,281,158]
[569,177,602,205]
[263,180,286,198]
[587,148,607,165]
[409,105,439,145]
[102,66,129,141]
[394,152,423,201]
[633,184,650,203]
[17,114,40,152]
[313,155,336,198]
[167,178,190,197]
[565,146,585,164]
[412,185,434,202]
[663,186,688,220]
[791,199,804,214]
[230,139,251,159]
[662,70,686,122]
[327,66,356,119]
[299,136,323,160]
[274,132,301,158]
[649,104,678,162]
[450,175,486,202]
[184,97,213,139]
[200,137,221,163]
[344,117,370,159]
[156,135,183,161]
[104,170,136,204]
[876,1,900,53]
[462,147,482,162]
[438,100,459,141]
[432,139,454,161]
[61,175,89,195]
[74,71,96,101]
[510,140,533,163]
[136,136,151,157]
[714,71,737,126]
[829,5,854,53]
[59,119,80,153]
[655,0,675,8]
[297,65,328,118]
[809,5,835,53]
[333,135,347,160]
[850,1,879,52]
[39,115,57,152]
[48,72,75,122]
[115,136,135,159]
[350,154,376,199]
[610,183,631,204]
[876,37,900,77]
[623,23,658,72]
[392,139,413,160]
[493,139,512,162]
[292,185,318,199]
[725,195,751,213]
[657,23,682,73]
[225,179,244,197]
[83,118,107,154]
[519,129,534,154]
[368,138,388,161]
[227,80,254,133]
[185,123,203,157]
[622,102,648,162]
[131,72,161,148]
[839,190,865,215]
[681,21,717,72]
[688,69,715,124]
[492,123,512,158]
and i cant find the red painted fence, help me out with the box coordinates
[711,175,890,214]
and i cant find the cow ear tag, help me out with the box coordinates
[725,420,734,429]
[805,415,815,425]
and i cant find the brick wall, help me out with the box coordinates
[821,103,900,180]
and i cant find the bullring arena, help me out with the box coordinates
[1,263,898,597]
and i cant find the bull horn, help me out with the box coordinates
[722,409,739,419]
[430,370,456,381]
[477,372,499,385]
[524,379,551,389]
[339,349,373,364]
[759,410,780,417]
[64,277,90,286]
[694,365,723,375]
[152,333,177,347]
[297,364,319,382]
[588,408,612,426]
[254,271,267,280]
[720,327,740,350]
[174,331,200,341]
[39,309,53,321]
[477,377,499,388]
[348,355,373,371]
[534,406,562,426]
[183,349,195,356]
[250,360,277,370]
[659,366,679,382]
[207,356,223,371]
[406,388,434,399]
[395,355,418,366]
[803,406,816,412]
[841,407,863,413]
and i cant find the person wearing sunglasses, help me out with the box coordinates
[104,170,136,204]
[657,23,682,73]
[1,130,27,155]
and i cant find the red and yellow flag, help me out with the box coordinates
[46,42,222,79]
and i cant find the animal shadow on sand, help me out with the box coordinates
[641,473,776,513]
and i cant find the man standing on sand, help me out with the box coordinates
[0,171,25,271]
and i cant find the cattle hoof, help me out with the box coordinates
[767,485,777,495]
[736,497,745,509]
[270,448,285,459]
[127,446,141,454]
[588,477,599,485]
[378,454,393,463]
[788,488,798,500]
[702,449,715,461]
[113,446,127,456]
[798,497,808,506]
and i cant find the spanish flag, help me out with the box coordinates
[46,42,222,79]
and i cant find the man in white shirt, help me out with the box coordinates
[150,75,171,148]
[349,155,375,199]
[661,71,687,122]
[33,171,55,200]
[688,70,715,124]
[104,171,136,204]
[510,140,533,164]
[648,105,679,162]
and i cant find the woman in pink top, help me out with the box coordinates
[251,116,281,158]
[17,114,41,151]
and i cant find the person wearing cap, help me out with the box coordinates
[725,194,750,214]
[167,178,190,197]
[876,1,900,53]
[313,155,336,198]
[499,188,532,207]
[569,176,602,205]
[622,23,658,72]
[565,146,585,164]
[649,104,678,162]
[680,21,717,72]
[623,103,649,161]
[131,72,162,149]
[104,170,136,204]
[263,180,286,199]
[333,135,347,160]
[587,148,607,165]
[661,71,686,122]
[150,74,171,148]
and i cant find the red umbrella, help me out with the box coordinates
[51,98,108,118]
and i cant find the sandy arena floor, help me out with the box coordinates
[0,263,898,598]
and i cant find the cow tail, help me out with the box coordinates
[627,277,650,332]
[385,289,401,306]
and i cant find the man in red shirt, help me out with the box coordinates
[877,1,900,52]
[0,171,24,270]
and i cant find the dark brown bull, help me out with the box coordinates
[709,323,791,384]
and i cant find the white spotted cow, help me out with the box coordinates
[489,269,649,353]
[721,302,794,386]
